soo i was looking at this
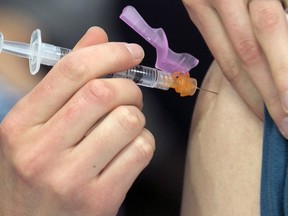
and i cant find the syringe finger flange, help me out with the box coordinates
[29,29,42,75]
[0,33,3,52]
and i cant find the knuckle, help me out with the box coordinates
[142,128,156,148]
[58,53,90,82]
[235,38,261,66]
[131,81,143,101]
[119,80,144,108]
[50,179,72,199]
[116,106,145,135]
[0,118,18,149]
[82,79,116,105]
[219,59,242,85]
[264,89,281,109]
[133,130,155,163]
[12,152,43,180]
[1,121,44,181]
[252,4,281,33]
[0,115,28,155]
[46,170,82,201]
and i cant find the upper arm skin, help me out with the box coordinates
[181,61,263,216]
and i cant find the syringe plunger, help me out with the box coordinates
[0,29,70,75]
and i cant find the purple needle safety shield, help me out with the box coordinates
[120,5,199,73]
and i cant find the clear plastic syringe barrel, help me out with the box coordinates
[108,65,173,90]
[40,43,71,66]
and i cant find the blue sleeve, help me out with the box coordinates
[261,107,288,215]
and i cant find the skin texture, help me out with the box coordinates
[182,0,288,138]
[181,61,263,216]
[0,27,155,216]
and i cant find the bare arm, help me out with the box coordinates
[181,61,262,215]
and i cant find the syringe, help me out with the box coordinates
[0,29,70,75]
[0,29,217,96]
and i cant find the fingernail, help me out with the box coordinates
[281,117,288,138]
[125,43,144,60]
[283,91,288,112]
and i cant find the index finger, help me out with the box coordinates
[73,26,108,50]
[11,35,144,126]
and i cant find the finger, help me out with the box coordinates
[214,0,271,119]
[213,0,286,127]
[41,78,143,149]
[250,0,288,136]
[183,1,263,116]
[71,106,146,178]
[14,42,144,127]
[213,0,262,68]
[73,26,108,50]
[93,129,155,205]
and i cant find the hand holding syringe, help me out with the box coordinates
[0,29,217,96]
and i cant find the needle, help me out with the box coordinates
[196,87,218,95]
